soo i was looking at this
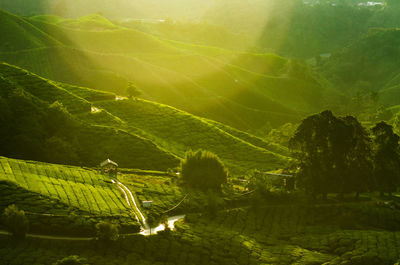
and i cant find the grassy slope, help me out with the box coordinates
[93,99,290,173]
[1,61,289,173]
[0,156,130,216]
[0,62,180,170]
[0,46,304,131]
[1,201,399,264]
[324,28,400,106]
[0,9,61,52]
[0,10,342,131]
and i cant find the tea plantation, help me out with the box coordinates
[0,157,141,235]
[1,203,399,265]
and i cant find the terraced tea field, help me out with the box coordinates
[1,202,399,265]
[95,99,290,173]
[0,156,130,216]
[178,205,400,264]
[119,173,218,216]
[0,62,91,114]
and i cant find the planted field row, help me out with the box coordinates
[0,203,399,265]
[122,174,184,214]
[58,82,116,102]
[97,99,289,173]
[0,157,130,216]
[179,205,400,264]
[0,62,91,114]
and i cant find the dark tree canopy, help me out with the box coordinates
[95,221,119,242]
[372,121,400,194]
[289,111,373,196]
[3,204,29,239]
[126,82,142,99]
[180,150,228,191]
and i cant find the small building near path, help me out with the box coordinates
[142,201,153,208]
[100,158,118,175]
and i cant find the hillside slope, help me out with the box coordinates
[0,62,290,173]
[0,9,60,52]
[323,28,400,107]
[93,99,290,173]
[0,9,342,132]
[0,62,179,170]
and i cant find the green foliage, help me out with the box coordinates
[53,255,88,265]
[146,214,159,235]
[3,204,29,239]
[0,9,342,132]
[372,121,400,193]
[126,82,142,99]
[0,63,179,170]
[0,202,399,264]
[290,111,373,196]
[323,28,400,111]
[96,99,290,174]
[0,156,136,220]
[180,150,228,191]
[96,221,119,242]
[247,170,273,202]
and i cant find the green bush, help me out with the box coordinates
[53,255,87,265]
[3,204,29,239]
[96,221,119,242]
[53,255,88,265]
[180,150,228,191]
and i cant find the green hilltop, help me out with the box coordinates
[0,9,342,132]
[0,62,179,171]
[323,28,400,104]
[0,62,290,174]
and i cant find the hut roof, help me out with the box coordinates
[100,159,118,168]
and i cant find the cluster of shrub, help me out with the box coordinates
[2,204,120,243]
[180,150,228,192]
[290,110,400,198]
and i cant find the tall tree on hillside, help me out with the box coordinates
[342,116,374,196]
[289,111,373,198]
[371,121,400,195]
[126,82,142,100]
[289,111,335,198]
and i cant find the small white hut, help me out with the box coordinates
[100,159,118,175]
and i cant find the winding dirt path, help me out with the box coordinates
[111,179,149,230]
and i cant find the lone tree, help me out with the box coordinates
[3,204,29,239]
[180,150,228,191]
[289,111,373,198]
[95,221,119,242]
[372,121,400,196]
[126,82,142,100]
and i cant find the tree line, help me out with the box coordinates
[289,110,400,198]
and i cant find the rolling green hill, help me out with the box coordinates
[0,156,142,235]
[0,156,129,216]
[0,62,179,170]
[323,28,400,108]
[0,9,343,132]
[0,9,60,52]
[92,99,290,173]
[0,62,290,174]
